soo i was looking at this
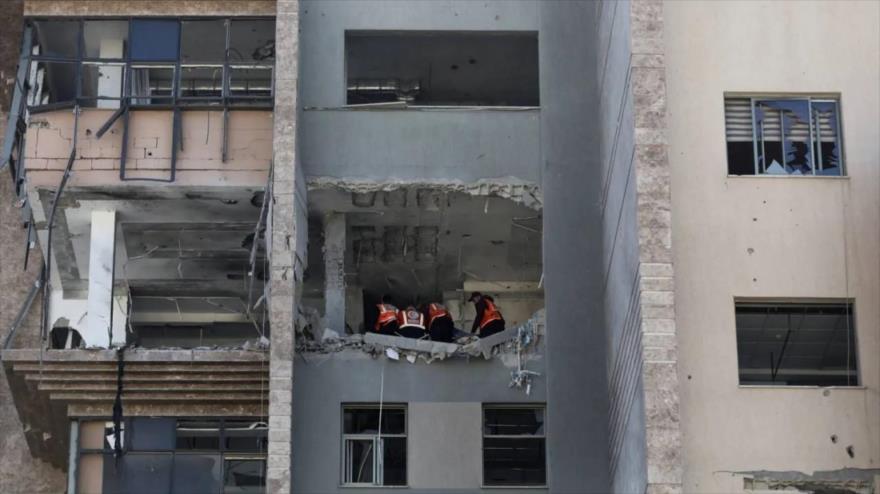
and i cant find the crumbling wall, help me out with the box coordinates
[0,1,68,492]
[24,110,272,187]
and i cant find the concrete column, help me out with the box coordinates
[86,210,116,348]
[323,213,346,332]
[267,1,300,492]
[630,1,683,492]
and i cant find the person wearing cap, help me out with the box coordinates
[374,295,400,334]
[396,305,427,339]
[469,292,505,338]
[422,302,454,343]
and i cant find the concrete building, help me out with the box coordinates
[0,1,876,493]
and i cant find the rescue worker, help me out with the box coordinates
[374,295,400,334]
[422,302,455,343]
[469,292,505,338]
[396,305,427,339]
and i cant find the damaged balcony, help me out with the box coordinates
[295,184,545,390]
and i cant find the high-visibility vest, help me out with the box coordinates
[375,304,399,331]
[426,303,450,329]
[398,307,425,330]
[478,299,503,329]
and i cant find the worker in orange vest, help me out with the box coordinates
[374,295,400,334]
[422,302,454,343]
[396,305,426,339]
[468,292,505,338]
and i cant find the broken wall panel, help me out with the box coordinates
[24,109,272,186]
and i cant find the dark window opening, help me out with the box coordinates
[130,322,264,349]
[230,20,275,63]
[735,301,859,386]
[345,31,539,106]
[83,20,128,59]
[482,405,546,487]
[342,405,407,486]
[724,97,844,176]
[179,65,224,99]
[32,20,80,58]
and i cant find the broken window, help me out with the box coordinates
[25,17,274,110]
[735,301,859,386]
[725,97,844,176]
[342,405,407,486]
[482,405,546,486]
[74,418,267,494]
[345,31,539,106]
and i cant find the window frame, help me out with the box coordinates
[724,94,846,177]
[72,416,268,494]
[733,298,860,388]
[340,404,408,488]
[25,16,275,112]
[481,404,547,488]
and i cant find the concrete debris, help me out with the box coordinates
[308,176,543,211]
[739,468,880,494]
[322,328,341,342]
[385,347,399,360]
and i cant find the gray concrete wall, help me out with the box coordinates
[299,0,541,183]
[538,1,611,492]
[291,351,546,494]
[0,1,68,492]
[595,2,649,493]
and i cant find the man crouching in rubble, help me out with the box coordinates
[374,295,400,334]
[469,292,505,338]
[422,302,455,343]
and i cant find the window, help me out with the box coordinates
[341,405,407,486]
[482,405,546,486]
[25,17,274,110]
[725,97,844,176]
[735,301,858,386]
[345,31,539,107]
[74,417,267,494]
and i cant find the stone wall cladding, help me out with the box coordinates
[0,1,67,491]
[268,1,299,493]
[630,1,683,492]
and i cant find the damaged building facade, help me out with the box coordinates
[0,0,877,493]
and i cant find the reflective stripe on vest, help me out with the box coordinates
[399,308,425,329]
[427,303,450,328]
[375,304,398,331]
[479,299,503,329]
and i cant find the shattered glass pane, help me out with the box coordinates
[812,101,843,175]
[755,99,812,175]
[223,458,266,492]
[230,20,275,63]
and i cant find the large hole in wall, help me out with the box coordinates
[301,186,544,339]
